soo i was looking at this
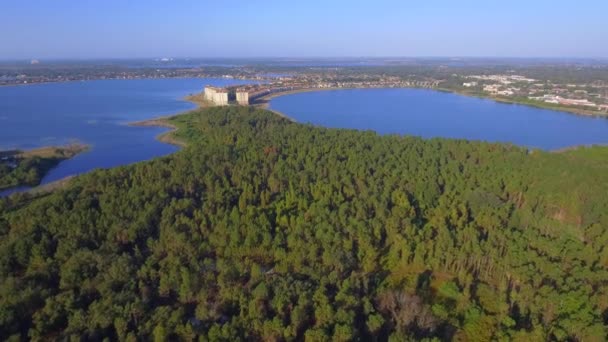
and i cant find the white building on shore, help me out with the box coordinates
[204,86,229,106]
[236,90,250,105]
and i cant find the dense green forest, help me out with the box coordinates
[1,106,608,341]
[0,154,57,191]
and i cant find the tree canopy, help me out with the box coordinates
[0,145,86,191]
[1,106,607,341]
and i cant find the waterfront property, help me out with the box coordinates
[207,84,300,106]
[203,86,229,105]
[235,86,297,105]
[236,89,249,105]
[206,85,286,106]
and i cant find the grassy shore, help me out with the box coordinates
[183,93,216,108]
[127,93,219,147]
[129,118,187,147]
[0,143,88,160]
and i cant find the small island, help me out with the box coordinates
[0,144,88,191]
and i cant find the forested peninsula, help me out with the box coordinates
[1,107,607,341]
[0,144,87,192]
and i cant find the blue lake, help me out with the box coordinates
[0,78,253,196]
[3,85,608,196]
[270,88,608,150]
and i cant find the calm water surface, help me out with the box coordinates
[0,78,254,196]
[4,86,608,196]
[270,88,608,150]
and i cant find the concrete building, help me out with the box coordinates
[496,89,514,96]
[235,86,287,105]
[529,95,558,103]
[483,85,499,94]
[236,90,250,105]
[558,98,596,107]
[529,95,598,107]
[204,86,229,106]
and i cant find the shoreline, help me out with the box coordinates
[5,76,606,118]
[250,87,608,154]
[0,143,89,157]
[126,92,218,147]
[1,92,207,198]
[3,74,606,118]
[4,84,605,198]
[435,87,608,118]
[124,89,608,175]
[0,144,89,197]
[129,116,186,147]
[0,75,266,88]
[255,85,608,119]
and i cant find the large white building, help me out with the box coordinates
[204,86,229,106]
[236,90,250,105]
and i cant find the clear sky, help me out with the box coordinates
[1,0,606,59]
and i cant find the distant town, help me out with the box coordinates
[1,58,607,116]
[459,74,608,113]
[201,68,608,116]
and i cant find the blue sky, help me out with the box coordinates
[1,0,606,59]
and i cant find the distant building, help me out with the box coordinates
[496,89,514,96]
[483,85,499,93]
[558,98,596,107]
[529,95,560,103]
[204,86,228,106]
[529,95,597,108]
[469,74,535,84]
[236,90,250,105]
[463,82,477,87]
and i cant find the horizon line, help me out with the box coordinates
[1,56,608,62]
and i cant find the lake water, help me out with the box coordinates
[4,85,608,197]
[0,78,254,196]
[269,88,608,150]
